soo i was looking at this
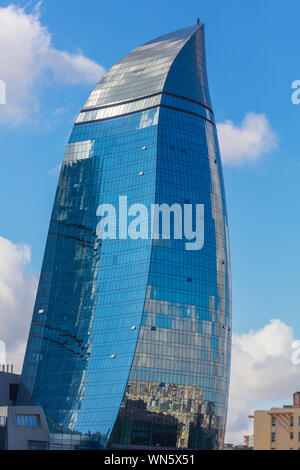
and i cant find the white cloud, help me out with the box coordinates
[0,236,38,373]
[217,113,278,166]
[0,4,105,125]
[226,319,300,445]
[48,163,61,177]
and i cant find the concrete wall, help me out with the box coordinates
[0,406,50,450]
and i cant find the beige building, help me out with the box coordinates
[253,392,300,450]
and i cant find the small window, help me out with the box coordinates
[0,416,7,427]
[291,416,294,427]
[151,326,156,331]
[27,440,49,450]
[271,432,276,442]
[291,432,294,440]
[298,432,300,442]
[16,415,40,427]
[132,68,146,74]
[9,383,18,402]
[272,416,276,427]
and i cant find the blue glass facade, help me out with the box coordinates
[17,24,231,450]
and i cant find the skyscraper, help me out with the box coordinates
[18,23,231,450]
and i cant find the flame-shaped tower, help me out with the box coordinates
[18,24,231,450]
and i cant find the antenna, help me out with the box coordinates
[197,18,200,25]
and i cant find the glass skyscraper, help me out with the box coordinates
[17,23,231,450]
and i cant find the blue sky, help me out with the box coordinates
[1,0,300,443]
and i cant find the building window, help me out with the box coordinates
[272,416,276,426]
[9,383,18,402]
[15,415,40,427]
[27,440,49,450]
[291,416,294,426]
[0,416,7,427]
[271,432,276,442]
[291,432,294,440]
